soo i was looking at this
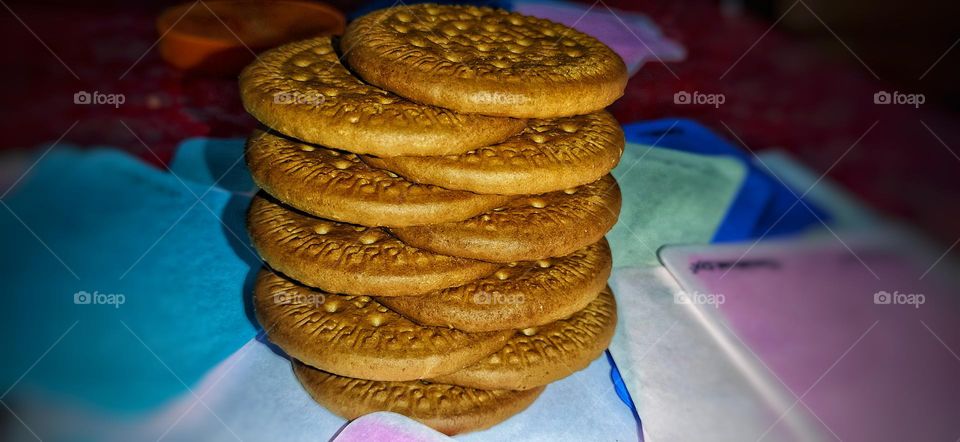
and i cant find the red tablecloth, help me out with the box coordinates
[1,1,957,242]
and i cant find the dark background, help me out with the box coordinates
[0,0,958,245]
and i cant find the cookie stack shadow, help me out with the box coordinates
[239,4,629,435]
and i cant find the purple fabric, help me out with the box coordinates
[514,0,686,75]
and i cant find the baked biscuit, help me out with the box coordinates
[391,175,621,262]
[433,287,617,390]
[247,194,498,296]
[293,361,544,435]
[364,111,624,195]
[246,129,513,227]
[342,4,627,118]
[255,270,513,381]
[239,36,525,157]
[379,239,611,332]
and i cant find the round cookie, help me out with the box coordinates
[433,287,618,391]
[391,175,621,262]
[363,111,624,195]
[293,361,544,435]
[342,5,627,118]
[379,239,612,332]
[256,270,514,381]
[239,36,525,157]
[246,129,514,227]
[247,194,498,296]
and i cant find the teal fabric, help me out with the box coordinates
[168,137,254,194]
[0,148,258,413]
[609,143,747,267]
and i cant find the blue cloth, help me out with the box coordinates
[607,351,644,439]
[0,148,258,413]
[622,119,829,241]
[169,137,254,194]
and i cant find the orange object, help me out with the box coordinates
[156,0,346,76]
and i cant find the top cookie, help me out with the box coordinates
[239,36,525,157]
[342,5,628,118]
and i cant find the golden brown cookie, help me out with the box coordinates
[239,36,525,157]
[391,175,620,262]
[293,361,544,435]
[256,270,514,381]
[433,287,617,391]
[342,5,627,118]
[379,239,611,332]
[247,194,498,296]
[246,129,514,227]
[363,111,624,195]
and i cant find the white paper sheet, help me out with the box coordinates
[4,337,637,441]
[608,267,825,442]
[143,339,638,441]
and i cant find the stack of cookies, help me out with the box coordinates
[239,4,628,435]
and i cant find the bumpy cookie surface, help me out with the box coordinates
[379,239,611,332]
[247,195,498,296]
[246,130,513,227]
[391,175,621,262]
[256,270,513,381]
[239,36,525,156]
[342,5,627,118]
[293,361,544,435]
[364,111,624,195]
[433,287,618,390]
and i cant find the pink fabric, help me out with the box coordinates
[666,237,960,441]
[514,0,686,74]
[332,412,453,442]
